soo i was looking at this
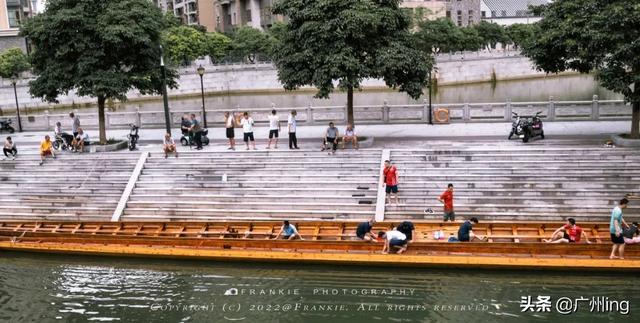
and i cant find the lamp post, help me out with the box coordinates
[10,76,22,132]
[197,65,207,128]
[428,69,433,125]
[160,45,171,134]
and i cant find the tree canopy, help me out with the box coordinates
[21,0,179,143]
[474,21,507,51]
[522,0,640,138]
[414,18,462,54]
[229,26,276,63]
[271,0,432,125]
[163,25,210,65]
[0,48,30,80]
[505,23,538,50]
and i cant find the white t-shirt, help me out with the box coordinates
[288,115,297,133]
[241,117,254,133]
[268,115,279,130]
[386,230,406,241]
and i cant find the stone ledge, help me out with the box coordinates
[89,140,128,153]
[611,134,640,147]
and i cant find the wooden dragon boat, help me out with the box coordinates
[0,220,638,271]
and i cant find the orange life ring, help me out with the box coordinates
[434,108,450,123]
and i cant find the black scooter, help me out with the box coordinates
[508,111,545,143]
[0,119,15,134]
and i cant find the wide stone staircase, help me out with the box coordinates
[386,146,640,222]
[0,152,139,221]
[121,150,382,221]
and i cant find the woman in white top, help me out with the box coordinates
[163,133,178,158]
[224,111,236,150]
[240,112,256,150]
[341,124,358,150]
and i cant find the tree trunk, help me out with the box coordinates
[347,86,354,126]
[632,100,640,139]
[98,95,107,144]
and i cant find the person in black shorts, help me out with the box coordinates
[396,221,416,243]
[224,112,236,150]
[267,109,281,149]
[356,219,376,241]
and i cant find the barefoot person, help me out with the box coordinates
[321,122,339,155]
[267,109,280,149]
[438,183,455,222]
[382,160,399,206]
[610,198,630,259]
[341,124,358,149]
[356,219,376,241]
[543,218,591,244]
[240,112,256,150]
[71,128,89,153]
[378,229,408,254]
[224,112,236,150]
[273,220,304,240]
[3,136,17,160]
[457,217,486,242]
[39,135,55,166]
[163,133,178,158]
[288,110,299,149]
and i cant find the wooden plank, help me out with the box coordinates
[312,225,320,241]
[486,225,493,243]
[512,227,519,243]
[197,224,208,238]
[72,223,82,234]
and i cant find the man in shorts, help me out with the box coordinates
[610,198,630,259]
[39,135,56,166]
[382,160,399,206]
[438,183,455,222]
[457,217,486,242]
[240,112,256,150]
[224,112,236,150]
[356,219,376,241]
[267,109,280,149]
[543,218,591,244]
[273,221,304,240]
[378,229,408,254]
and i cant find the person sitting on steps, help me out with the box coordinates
[3,136,17,160]
[39,135,55,166]
[163,133,178,158]
[341,124,358,150]
[321,122,339,155]
[71,128,89,153]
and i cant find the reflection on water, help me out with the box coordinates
[0,252,635,322]
[60,74,622,115]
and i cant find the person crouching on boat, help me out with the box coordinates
[378,230,408,254]
[273,221,304,240]
[543,218,591,244]
[356,219,376,241]
[457,217,486,242]
[623,222,640,244]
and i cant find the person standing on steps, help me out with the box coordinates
[69,112,80,137]
[382,160,399,206]
[610,198,630,259]
[288,110,299,149]
[267,109,281,149]
[188,113,203,150]
[438,183,455,222]
[241,112,256,150]
[3,136,17,160]
[224,112,236,150]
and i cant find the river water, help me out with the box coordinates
[0,252,635,322]
[46,74,622,115]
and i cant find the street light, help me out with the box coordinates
[197,65,207,128]
[428,69,433,125]
[160,45,171,134]
[10,76,22,132]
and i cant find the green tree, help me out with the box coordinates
[414,18,463,54]
[474,21,506,51]
[22,0,178,144]
[505,23,538,50]
[229,26,275,63]
[523,0,640,138]
[206,32,232,62]
[458,26,483,52]
[163,25,210,65]
[0,48,30,79]
[272,0,432,125]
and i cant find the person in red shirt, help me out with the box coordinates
[382,160,399,206]
[543,218,592,244]
[437,183,455,221]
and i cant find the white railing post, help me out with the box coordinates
[463,103,471,121]
[548,96,556,121]
[306,104,314,125]
[422,99,429,123]
[592,95,599,120]
[383,100,389,123]
[136,106,142,127]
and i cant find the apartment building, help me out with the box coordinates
[0,0,35,51]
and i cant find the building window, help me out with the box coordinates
[456,10,462,26]
[481,11,486,18]
[446,10,451,18]
[501,10,507,17]
[246,9,251,22]
[233,12,236,25]
[468,10,473,25]
[7,5,21,28]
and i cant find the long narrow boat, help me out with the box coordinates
[0,220,638,271]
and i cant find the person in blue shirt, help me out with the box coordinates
[273,221,304,240]
[610,198,630,259]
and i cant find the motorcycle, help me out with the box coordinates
[127,124,139,151]
[0,119,15,134]
[508,111,545,143]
